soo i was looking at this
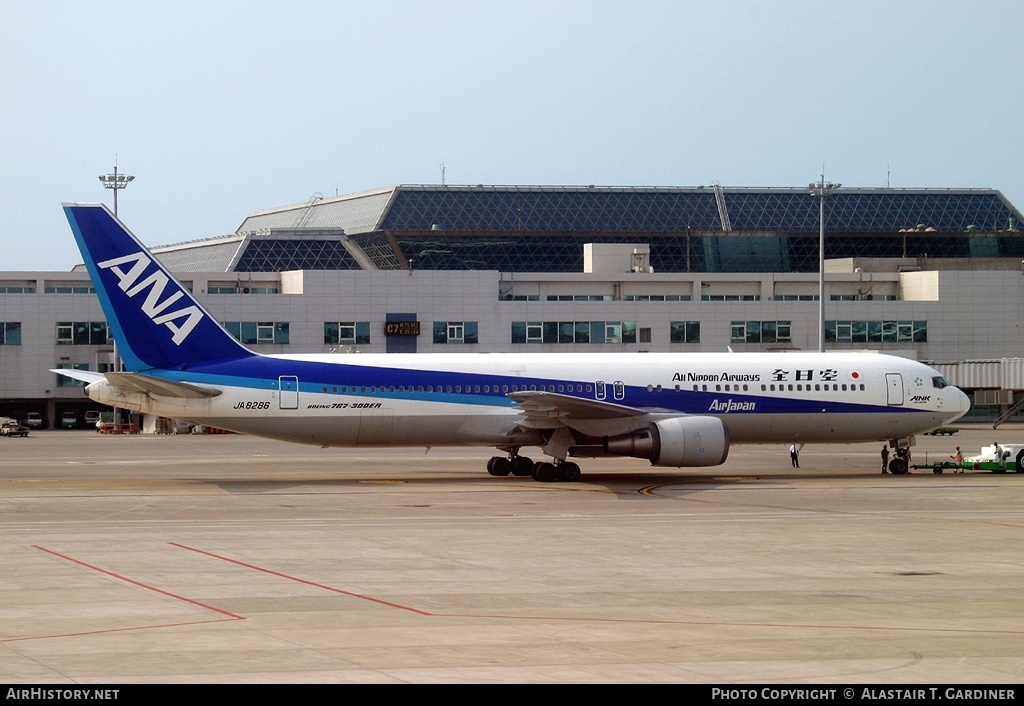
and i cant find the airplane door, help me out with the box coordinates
[595,381,607,400]
[279,376,299,409]
[613,381,625,400]
[885,373,904,406]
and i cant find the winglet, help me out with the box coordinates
[63,203,253,372]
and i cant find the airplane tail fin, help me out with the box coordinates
[63,203,254,372]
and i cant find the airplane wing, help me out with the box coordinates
[508,390,651,437]
[104,372,223,399]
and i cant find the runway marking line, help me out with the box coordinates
[0,546,245,643]
[0,618,238,643]
[170,542,432,615]
[169,542,1024,636]
[32,545,243,619]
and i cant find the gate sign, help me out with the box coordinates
[385,321,420,336]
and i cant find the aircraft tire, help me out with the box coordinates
[889,459,909,475]
[512,456,533,476]
[533,462,557,482]
[557,462,581,482]
[490,457,512,476]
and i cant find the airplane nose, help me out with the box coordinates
[951,387,971,420]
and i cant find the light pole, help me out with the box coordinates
[808,176,840,352]
[98,164,134,217]
[98,163,134,427]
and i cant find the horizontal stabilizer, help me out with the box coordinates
[105,372,223,399]
[50,368,105,385]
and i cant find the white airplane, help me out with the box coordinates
[56,203,970,480]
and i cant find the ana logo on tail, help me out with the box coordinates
[97,251,204,345]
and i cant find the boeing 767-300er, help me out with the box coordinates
[55,203,970,480]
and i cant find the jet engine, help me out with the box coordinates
[603,416,729,467]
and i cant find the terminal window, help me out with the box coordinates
[56,322,110,345]
[670,321,700,343]
[324,321,371,345]
[511,321,638,345]
[731,320,792,344]
[223,321,290,345]
[434,321,478,344]
[1,322,21,345]
[825,320,926,343]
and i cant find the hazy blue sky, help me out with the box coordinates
[3,0,1022,271]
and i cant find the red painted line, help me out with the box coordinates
[0,618,238,643]
[169,543,1024,636]
[32,545,245,619]
[169,542,433,615]
[431,613,1024,635]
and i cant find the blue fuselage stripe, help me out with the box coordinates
[148,358,914,416]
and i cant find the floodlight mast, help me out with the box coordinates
[98,164,134,216]
[808,176,840,352]
[97,162,135,428]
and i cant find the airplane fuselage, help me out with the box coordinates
[85,350,968,449]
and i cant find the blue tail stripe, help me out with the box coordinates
[64,204,253,371]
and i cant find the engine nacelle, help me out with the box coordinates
[604,416,729,467]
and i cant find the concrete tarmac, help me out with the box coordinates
[1,424,1023,684]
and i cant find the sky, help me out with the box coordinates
[3,0,1023,271]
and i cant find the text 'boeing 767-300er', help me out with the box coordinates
[55,203,970,480]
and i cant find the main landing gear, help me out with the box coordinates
[887,457,909,475]
[486,453,582,482]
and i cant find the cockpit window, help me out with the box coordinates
[932,376,950,389]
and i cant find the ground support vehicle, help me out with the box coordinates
[1,421,30,437]
[963,444,1024,473]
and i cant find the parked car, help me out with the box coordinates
[24,412,43,428]
[1,421,30,437]
[61,411,77,429]
[84,410,101,428]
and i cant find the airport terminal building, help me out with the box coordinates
[3,183,1024,428]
